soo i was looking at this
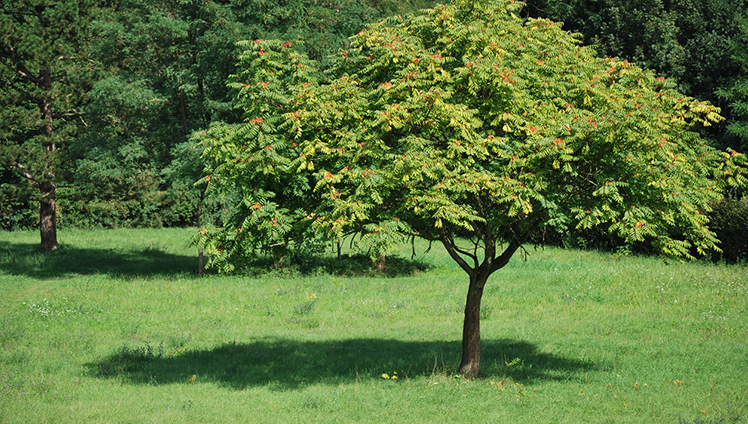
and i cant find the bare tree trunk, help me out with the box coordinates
[179,86,189,134]
[374,253,386,271]
[459,273,486,377]
[39,180,58,250]
[197,194,204,276]
[39,68,58,251]
[441,223,528,378]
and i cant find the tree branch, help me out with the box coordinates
[0,44,43,86]
[440,228,476,274]
[52,110,83,119]
[490,237,522,274]
[489,218,539,274]
[445,230,478,263]
[0,75,42,105]
[10,162,39,182]
[408,230,440,241]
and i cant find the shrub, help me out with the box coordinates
[709,196,748,263]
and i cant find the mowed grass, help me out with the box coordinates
[0,228,746,423]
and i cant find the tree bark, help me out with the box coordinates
[197,194,204,276]
[459,272,487,377]
[447,231,525,377]
[39,180,58,250]
[374,253,386,271]
[38,68,58,251]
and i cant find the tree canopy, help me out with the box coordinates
[197,0,746,375]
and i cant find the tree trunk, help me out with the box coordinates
[179,86,189,134]
[39,180,58,250]
[459,272,487,377]
[197,194,204,276]
[374,253,386,272]
[38,68,58,251]
[442,227,527,377]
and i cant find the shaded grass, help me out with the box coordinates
[0,228,196,279]
[238,252,433,278]
[0,229,431,279]
[0,228,747,423]
[87,337,594,390]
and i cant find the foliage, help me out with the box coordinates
[200,0,747,267]
[232,0,434,65]
[525,0,748,152]
[199,0,746,375]
[67,0,247,230]
[716,13,748,152]
[707,196,748,263]
[194,39,330,271]
[0,0,434,232]
[0,170,36,231]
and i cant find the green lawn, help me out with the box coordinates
[0,228,746,423]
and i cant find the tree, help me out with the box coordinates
[64,0,243,228]
[716,13,748,152]
[198,0,746,376]
[0,0,102,248]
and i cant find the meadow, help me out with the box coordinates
[0,228,746,423]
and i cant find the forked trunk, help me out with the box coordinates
[39,181,58,251]
[459,273,487,377]
[441,229,525,378]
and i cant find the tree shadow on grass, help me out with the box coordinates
[245,253,432,278]
[0,240,431,280]
[86,337,597,390]
[0,240,197,279]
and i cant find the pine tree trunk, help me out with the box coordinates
[38,69,58,251]
[39,180,58,250]
[459,273,487,377]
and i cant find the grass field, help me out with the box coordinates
[0,228,746,423]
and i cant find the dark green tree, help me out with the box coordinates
[0,0,103,248]
[68,0,239,227]
[716,13,748,152]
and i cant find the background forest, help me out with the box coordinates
[2,0,747,260]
